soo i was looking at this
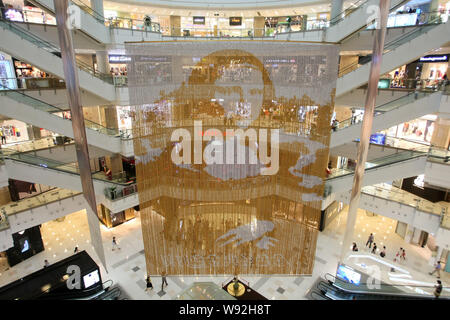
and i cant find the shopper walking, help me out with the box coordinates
[74,246,79,253]
[366,233,374,248]
[145,276,153,291]
[400,249,406,261]
[380,246,386,258]
[112,236,121,251]
[429,261,442,278]
[394,247,403,262]
[371,243,377,254]
[0,128,6,144]
[286,16,292,32]
[434,280,443,299]
[161,271,168,291]
[352,242,359,252]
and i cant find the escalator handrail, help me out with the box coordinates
[1,147,135,186]
[311,289,332,300]
[0,87,119,136]
[326,152,427,181]
[338,14,444,76]
[324,273,450,299]
[0,15,114,83]
[335,90,439,131]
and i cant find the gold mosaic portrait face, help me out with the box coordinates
[126,41,339,275]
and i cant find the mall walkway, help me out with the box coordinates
[0,204,447,300]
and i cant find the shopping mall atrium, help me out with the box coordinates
[0,0,449,303]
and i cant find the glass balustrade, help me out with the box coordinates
[338,12,444,77]
[335,89,438,131]
[0,16,113,84]
[0,187,81,216]
[327,150,427,180]
[0,87,119,136]
[326,273,450,299]
[361,183,444,216]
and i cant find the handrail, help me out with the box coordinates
[1,147,134,186]
[334,89,441,131]
[325,272,450,297]
[327,150,427,181]
[311,290,331,300]
[338,13,444,77]
[0,15,114,84]
[0,86,119,136]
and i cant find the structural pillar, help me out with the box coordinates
[253,16,265,37]
[170,15,181,36]
[340,0,390,261]
[54,0,107,271]
[330,0,344,23]
[96,51,110,75]
[404,224,414,243]
[430,117,450,149]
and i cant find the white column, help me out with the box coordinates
[90,0,104,21]
[404,224,414,243]
[96,51,110,74]
[330,0,344,23]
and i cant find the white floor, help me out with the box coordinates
[0,205,448,300]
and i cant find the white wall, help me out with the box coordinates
[23,88,110,108]
[0,165,9,187]
[336,88,409,108]
[330,141,413,161]
[424,161,450,189]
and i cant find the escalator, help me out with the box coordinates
[0,15,116,102]
[325,149,428,195]
[337,16,450,96]
[1,147,136,198]
[30,0,161,44]
[330,88,446,148]
[0,88,130,154]
[312,273,449,300]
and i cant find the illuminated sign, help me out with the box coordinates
[419,55,449,63]
[229,17,242,26]
[108,55,131,63]
[193,16,205,25]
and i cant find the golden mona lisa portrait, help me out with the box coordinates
[126,41,339,275]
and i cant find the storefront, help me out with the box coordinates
[0,119,29,143]
[386,114,436,144]
[320,201,345,231]
[417,54,448,89]
[307,13,330,30]
[108,54,129,85]
[98,204,137,228]
[116,106,132,136]
[12,59,62,89]
[0,51,16,90]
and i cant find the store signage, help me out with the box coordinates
[419,55,449,63]
[193,16,205,25]
[229,17,242,26]
[109,55,131,63]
